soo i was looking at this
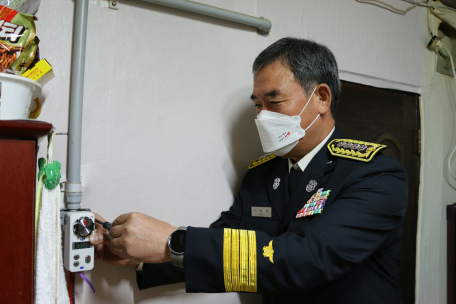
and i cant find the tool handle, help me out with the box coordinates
[95,219,112,231]
[104,222,112,230]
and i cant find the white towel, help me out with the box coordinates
[35,182,70,304]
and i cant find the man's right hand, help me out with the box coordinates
[89,213,140,268]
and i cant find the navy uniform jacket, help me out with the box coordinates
[137,128,408,304]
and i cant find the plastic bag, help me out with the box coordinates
[0,0,40,15]
[0,6,37,73]
[18,36,38,73]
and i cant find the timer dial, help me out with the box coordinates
[73,217,95,237]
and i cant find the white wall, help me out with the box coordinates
[415,11,456,304]
[34,0,429,303]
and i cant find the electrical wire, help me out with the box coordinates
[443,45,456,180]
[426,7,432,36]
[355,0,417,14]
[403,0,456,12]
[435,41,456,181]
[424,4,456,185]
[355,0,456,14]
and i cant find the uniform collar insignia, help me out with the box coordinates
[249,153,277,169]
[273,178,280,189]
[327,139,386,162]
[305,180,317,192]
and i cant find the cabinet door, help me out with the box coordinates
[0,139,36,304]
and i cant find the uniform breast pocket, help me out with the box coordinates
[239,216,281,237]
[289,215,318,233]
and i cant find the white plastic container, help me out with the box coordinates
[0,73,42,120]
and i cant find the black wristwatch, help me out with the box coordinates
[168,226,187,268]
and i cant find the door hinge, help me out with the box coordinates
[414,129,421,155]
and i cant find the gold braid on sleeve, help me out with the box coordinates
[223,228,257,293]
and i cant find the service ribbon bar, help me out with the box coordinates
[223,228,257,293]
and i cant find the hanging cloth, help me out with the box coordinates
[35,132,70,304]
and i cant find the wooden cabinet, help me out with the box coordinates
[0,120,52,304]
[448,203,456,304]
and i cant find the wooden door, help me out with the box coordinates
[337,81,420,304]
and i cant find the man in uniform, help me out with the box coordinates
[90,37,407,304]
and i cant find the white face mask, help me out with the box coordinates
[254,87,320,156]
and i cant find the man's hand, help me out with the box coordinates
[109,212,177,264]
[89,213,140,268]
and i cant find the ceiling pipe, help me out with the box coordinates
[140,0,272,36]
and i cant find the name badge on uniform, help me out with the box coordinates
[252,207,272,218]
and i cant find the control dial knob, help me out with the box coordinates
[73,217,95,237]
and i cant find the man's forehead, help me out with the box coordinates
[254,62,296,85]
[252,69,300,99]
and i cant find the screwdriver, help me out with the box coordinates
[95,219,112,231]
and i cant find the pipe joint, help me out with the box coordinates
[65,181,82,210]
[65,192,82,210]
[257,17,272,36]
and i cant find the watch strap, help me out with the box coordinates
[171,252,184,268]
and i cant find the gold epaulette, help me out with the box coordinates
[327,139,386,162]
[248,153,277,169]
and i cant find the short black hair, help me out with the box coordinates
[252,37,341,118]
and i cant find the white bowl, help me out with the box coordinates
[0,73,42,120]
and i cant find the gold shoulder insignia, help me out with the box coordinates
[248,153,277,169]
[327,139,386,163]
[263,240,274,264]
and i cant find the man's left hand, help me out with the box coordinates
[109,212,177,264]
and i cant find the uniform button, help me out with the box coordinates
[74,254,80,260]
[85,255,91,263]
[74,261,79,267]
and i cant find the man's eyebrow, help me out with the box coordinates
[265,89,281,97]
[250,89,281,101]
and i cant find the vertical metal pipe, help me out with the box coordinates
[66,0,89,210]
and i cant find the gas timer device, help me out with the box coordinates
[61,210,95,272]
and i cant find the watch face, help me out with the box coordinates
[169,230,186,254]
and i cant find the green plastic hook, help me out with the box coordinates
[44,161,61,190]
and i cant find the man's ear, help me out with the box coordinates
[316,84,332,115]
